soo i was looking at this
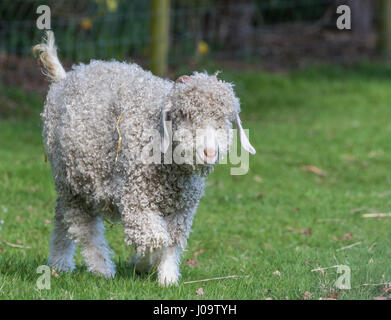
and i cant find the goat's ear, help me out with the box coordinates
[235,114,256,155]
[161,100,172,153]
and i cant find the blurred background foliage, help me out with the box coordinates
[0,0,385,92]
[0,0,333,59]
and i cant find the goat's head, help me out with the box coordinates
[161,72,255,170]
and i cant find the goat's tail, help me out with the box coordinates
[33,31,66,82]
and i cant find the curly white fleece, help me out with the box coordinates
[42,59,242,258]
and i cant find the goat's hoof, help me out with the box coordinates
[158,273,179,287]
[90,269,116,279]
[158,279,179,287]
[48,257,75,273]
[88,261,116,279]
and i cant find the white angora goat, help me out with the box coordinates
[33,31,255,286]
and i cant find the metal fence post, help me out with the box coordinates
[378,0,391,58]
[149,0,170,76]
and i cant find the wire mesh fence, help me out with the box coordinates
[0,0,377,94]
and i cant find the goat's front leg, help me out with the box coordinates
[157,245,182,286]
[121,207,172,260]
[156,209,196,286]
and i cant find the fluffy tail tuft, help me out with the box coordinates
[33,31,66,82]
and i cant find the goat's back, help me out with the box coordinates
[42,60,172,199]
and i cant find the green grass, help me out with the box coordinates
[2,63,391,299]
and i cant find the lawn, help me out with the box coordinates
[1,63,391,299]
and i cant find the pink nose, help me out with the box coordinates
[204,148,216,160]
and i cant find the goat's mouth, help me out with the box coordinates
[196,148,219,165]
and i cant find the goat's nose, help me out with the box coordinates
[204,148,216,159]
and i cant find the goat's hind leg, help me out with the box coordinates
[65,203,116,278]
[48,197,76,272]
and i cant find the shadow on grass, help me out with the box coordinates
[114,259,155,282]
[0,253,156,284]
